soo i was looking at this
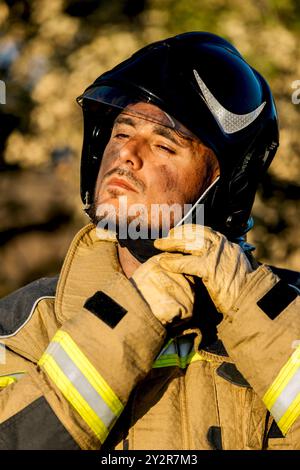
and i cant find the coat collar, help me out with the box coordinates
[54,224,230,362]
[55,224,123,323]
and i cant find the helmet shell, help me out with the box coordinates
[78,31,279,238]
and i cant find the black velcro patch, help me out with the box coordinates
[207,426,222,450]
[84,291,127,328]
[216,362,250,388]
[257,280,298,320]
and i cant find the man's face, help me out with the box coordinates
[92,102,219,233]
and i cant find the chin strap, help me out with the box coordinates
[117,234,161,263]
[116,178,222,263]
[114,177,256,264]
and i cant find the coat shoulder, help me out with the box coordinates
[268,265,300,289]
[0,277,58,337]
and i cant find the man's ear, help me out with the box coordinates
[208,148,220,182]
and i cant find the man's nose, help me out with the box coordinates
[118,137,144,170]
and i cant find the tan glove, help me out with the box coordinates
[154,224,255,315]
[131,253,195,326]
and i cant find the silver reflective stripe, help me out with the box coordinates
[178,337,194,358]
[152,336,204,369]
[0,372,25,382]
[193,69,266,134]
[6,372,24,381]
[156,340,177,358]
[46,341,116,429]
[156,337,194,360]
[270,367,300,422]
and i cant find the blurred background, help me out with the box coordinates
[0,0,299,297]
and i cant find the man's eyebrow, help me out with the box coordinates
[114,115,189,147]
[114,115,136,127]
[152,125,186,147]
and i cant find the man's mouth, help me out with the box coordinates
[106,177,139,193]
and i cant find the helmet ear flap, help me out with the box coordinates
[80,105,120,209]
[222,128,278,237]
[203,118,279,238]
[78,31,279,239]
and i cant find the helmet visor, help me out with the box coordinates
[77,85,197,140]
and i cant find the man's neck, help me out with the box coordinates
[117,243,141,279]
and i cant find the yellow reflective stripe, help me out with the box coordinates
[190,351,212,363]
[153,336,213,369]
[53,330,123,416]
[153,350,210,368]
[153,353,187,368]
[39,352,108,443]
[0,376,15,387]
[263,346,300,409]
[263,345,300,435]
[39,330,124,443]
[0,372,25,388]
[278,394,300,435]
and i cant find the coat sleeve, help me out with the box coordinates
[0,272,166,449]
[217,264,300,445]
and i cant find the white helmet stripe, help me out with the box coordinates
[193,69,266,134]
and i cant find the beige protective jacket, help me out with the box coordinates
[0,224,299,450]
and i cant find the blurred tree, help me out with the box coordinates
[0,0,299,296]
[64,0,100,17]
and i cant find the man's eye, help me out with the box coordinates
[114,132,129,139]
[157,145,176,154]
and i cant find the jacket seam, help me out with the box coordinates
[211,366,221,440]
[180,374,191,449]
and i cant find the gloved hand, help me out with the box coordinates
[154,224,255,315]
[131,253,195,326]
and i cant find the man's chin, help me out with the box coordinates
[88,197,181,238]
[91,213,170,240]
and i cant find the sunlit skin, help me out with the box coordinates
[93,102,220,277]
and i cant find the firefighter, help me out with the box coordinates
[0,32,299,450]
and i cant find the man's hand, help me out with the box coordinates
[154,224,255,315]
[131,253,195,326]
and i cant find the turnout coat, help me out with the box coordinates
[0,224,299,450]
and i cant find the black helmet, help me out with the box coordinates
[77,31,279,239]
